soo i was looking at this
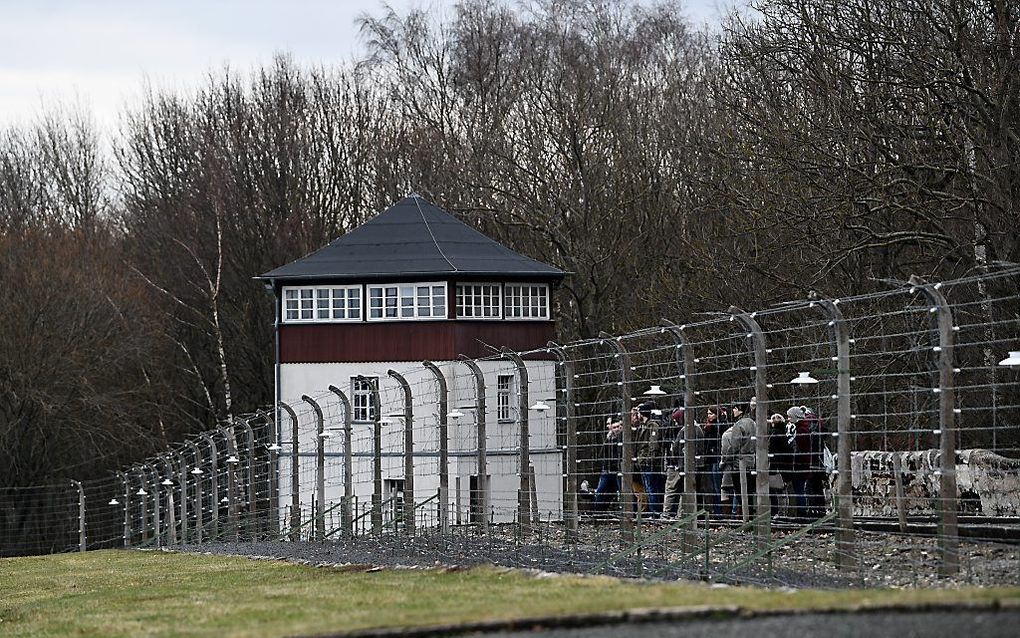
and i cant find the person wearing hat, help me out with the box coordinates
[633,400,664,516]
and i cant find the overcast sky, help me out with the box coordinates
[0,1,731,132]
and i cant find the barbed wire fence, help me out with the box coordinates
[2,267,1019,588]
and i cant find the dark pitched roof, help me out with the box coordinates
[258,195,565,283]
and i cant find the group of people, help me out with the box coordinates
[587,398,829,520]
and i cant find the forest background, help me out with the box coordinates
[1,0,1016,486]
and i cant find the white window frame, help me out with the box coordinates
[455,282,502,320]
[351,376,378,423]
[283,285,362,323]
[366,281,447,321]
[504,283,550,320]
[496,374,515,423]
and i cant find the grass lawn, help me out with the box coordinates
[2,550,1019,637]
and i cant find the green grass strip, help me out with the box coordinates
[1,550,1018,637]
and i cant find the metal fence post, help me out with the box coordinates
[185,441,204,543]
[302,395,326,541]
[175,453,187,544]
[135,467,149,543]
[119,472,129,546]
[280,401,301,541]
[388,370,416,536]
[327,386,355,538]
[458,356,488,533]
[218,426,240,541]
[148,465,161,547]
[160,456,178,545]
[258,409,280,537]
[600,333,634,545]
[238,419,256,538]
[501,349,531,535]
[661,320,699,548]
[728,306,771,546]
[811,295,856,569]
[422,362,450,536]
[71,480,85,552]
[547,343,577,542]
[910,275,960,576]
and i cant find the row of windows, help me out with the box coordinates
[351,375,518,423]
[283,282,550,323]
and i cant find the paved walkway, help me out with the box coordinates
[485,610,1020,638]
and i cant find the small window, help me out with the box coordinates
[497,374,514,422]
[300,289,314,319]
[367,282,446,321]
[456,283,501,319]
[285,289,299,320]
[282,285,362,323]
[352,377,377,422]
[504,284,549,320]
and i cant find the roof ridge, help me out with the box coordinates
[413,195,459,273]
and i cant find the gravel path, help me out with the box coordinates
[180,521,1019,589]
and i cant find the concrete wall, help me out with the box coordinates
[849,448,1020,517]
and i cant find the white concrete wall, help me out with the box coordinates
[276,359,562,530]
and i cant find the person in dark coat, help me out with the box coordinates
[593,419,622,512]
[701,406,726,515]
[633,401,664,516]
[768,413,794,516]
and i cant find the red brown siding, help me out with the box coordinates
[280,321,556,363]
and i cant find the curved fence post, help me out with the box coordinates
[661,320,699,547]
[174,452,188,544]
[458,356,488,533]
[134,466,149,543]
[147,464,161,547]
[501,348,531,535]
[728,306,771,546]
[71,480,85,552]
[599,332,634,545]
[218,425,240,541]
[279,401,300,541]
[422,362,450,535]
[257,408,280,537]
[388,370,416,536]
[185,441,204,543]
[810,295,856,569]
[910,275,960,576]
[118,471,130,547]
[547,342,577,542]
[237,419,256,539]
[302,395,326,541]
[328,385,355,538]
[159,455,178,545]
[200,433,220,540]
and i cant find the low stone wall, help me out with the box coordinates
[848,449,1020,517]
